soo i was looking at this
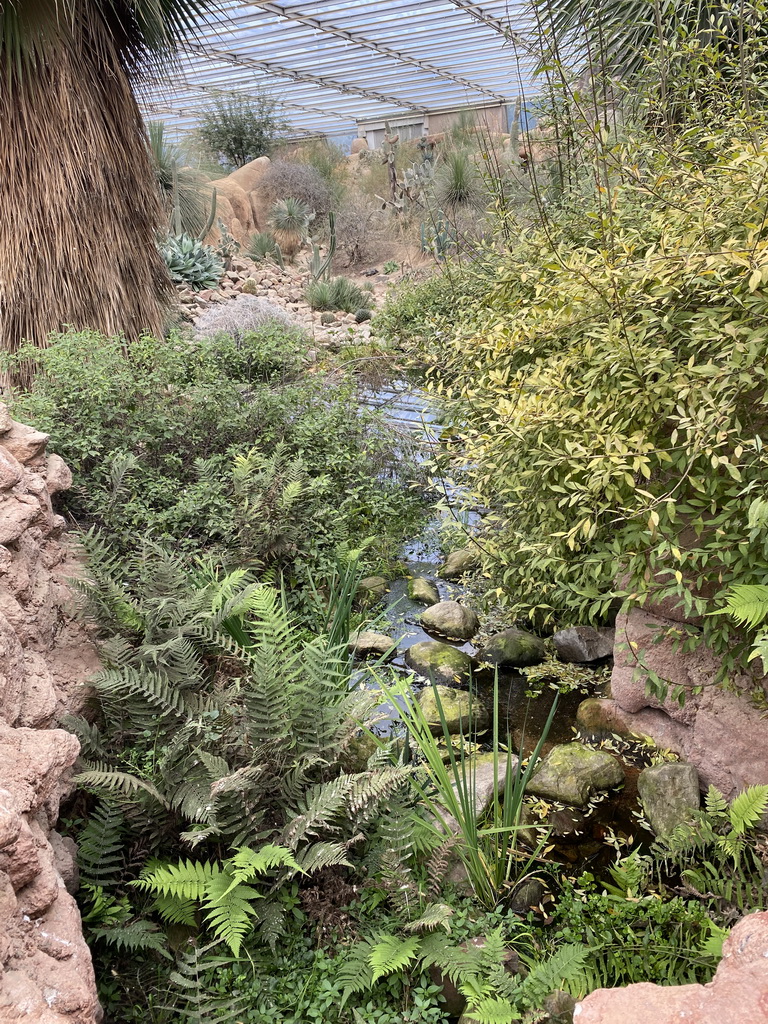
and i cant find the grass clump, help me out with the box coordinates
[306,276,373,313]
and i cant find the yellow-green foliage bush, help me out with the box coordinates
[424,131,768,676]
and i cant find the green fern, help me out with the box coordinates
[90,919,170,957]
[133,846,298,954]
[720,584,768,629]
[369,933,421,983]
[165,940,247,1024]
[76,802,125,888]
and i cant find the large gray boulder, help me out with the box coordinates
[527,742,624,806]
[420,601,479,641]
[437,548,480,579]
[554,625,615,663]
[405,641,474,686]
[408,577,440,605]
[417,685,489,736]
[480,627,545,669]
[637,762,700,836]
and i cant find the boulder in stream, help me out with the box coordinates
[527,742,624,806]
[637,762,700,836]
[356,576,389,604]
[348,630,398,659]
[480,627,545,668]
[420,600,479,641]
[437,548,480,579]
[418,685,488,736]
[405,641,474,685]
[554,625,615,663]
[408,577,440,605]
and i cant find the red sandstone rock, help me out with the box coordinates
[575,911,768,1023]
[0,429,100,1023]
[610,608,768,797]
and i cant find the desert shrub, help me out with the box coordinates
[334,195,382,266]
[306,277,372,313]
[415,126,768,681]
[257,159,332,217]
[7,329,424,577]
[198,92,287,169]
[160,234,223,290]
[194,295,298,338]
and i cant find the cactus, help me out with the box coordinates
[355,308,372,323]
[421,210,457,259]
[308,212,336,281]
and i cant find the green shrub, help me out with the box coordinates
[306,276,372,313]
[415,130,768,679]
[7,329,424,578]
[160,233,223,290]
[198,92,287,169]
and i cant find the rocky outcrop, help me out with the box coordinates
[0,407,101,1023]
[603,607,768,798]
[575,910,768,1023]
[207,155,272,246]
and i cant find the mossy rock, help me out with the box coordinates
[575,697,648,741]
[526,742,624,806]
[420,600,479,641]
[637,763,700,836]
[356,576,389,604]
[348,630,398,659]
[437,548,480,580]
[480,627,545,669]
[417,685,489,735]
[405,641,474,686]
[408,577,440,605]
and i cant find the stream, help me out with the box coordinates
[357,378,651,869]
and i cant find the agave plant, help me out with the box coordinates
[161,234,224,291]
[0,0,217,364]
[269,197,314,259]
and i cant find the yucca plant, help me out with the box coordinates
[0,0,216,364]
[433,150,485,212]
[268,197,314,259]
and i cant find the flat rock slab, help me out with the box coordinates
[637,762,700,836]
[527,742,624,806]
[554,625,615,663]
[480,627,545,669]
[348,630,398,659]
[408,577,441,605]
[405,641,474,686]
[417,685,489,736]
[420,601,479,641]
[437,548,480,580]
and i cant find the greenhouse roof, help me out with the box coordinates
[142,0,540,141]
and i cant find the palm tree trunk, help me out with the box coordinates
[0,8,172,377]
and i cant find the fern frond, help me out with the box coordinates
[403,903,454,933]
[518,943,590,1004]
[705,786,729,816]
[368,933,421,984]
[295,840,353,873]
[132,859,221,901]
[461,995,519,1024]
[165,940,247,1024]
[76,763,170,809]
[153,893,200,926]
[721,584,768,629]
[77,801,125,888]
[202,873,262,956]
[91,919,171,957]
[729,785,768,835]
